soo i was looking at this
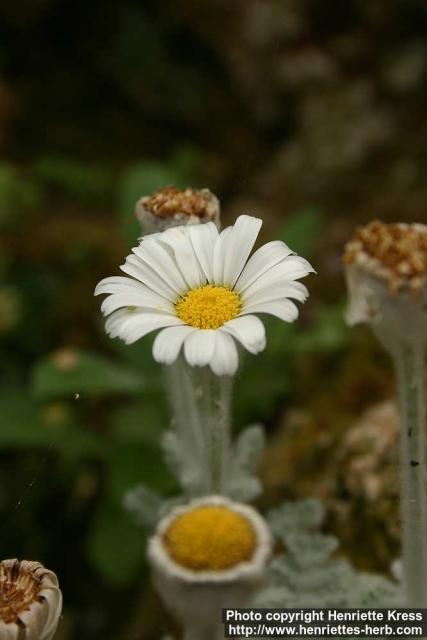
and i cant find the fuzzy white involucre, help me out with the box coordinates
[95,215,315,375]
[147,496,272,632]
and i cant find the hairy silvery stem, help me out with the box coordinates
[344,220,427,606]
[165,357,233,495]
[394,343,427,606]
[198,366,233,493]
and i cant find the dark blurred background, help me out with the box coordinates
[1,1,426,637]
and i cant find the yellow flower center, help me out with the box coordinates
[176,285,241,329]
[163,505,257,571]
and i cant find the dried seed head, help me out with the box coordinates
[0,559,62,640]
[136,186,220,235]
[343,220,427,295]
[343,221,427,350]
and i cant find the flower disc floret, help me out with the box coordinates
[163,505,256,571]
[176,285,241,330]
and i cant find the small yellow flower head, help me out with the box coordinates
[176,285,241,330]
[148,497,272,630]
[164,505,256,570]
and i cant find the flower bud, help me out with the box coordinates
[148,496,271,634]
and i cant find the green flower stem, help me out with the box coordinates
[166,357,233,495]
[394,343,427,606]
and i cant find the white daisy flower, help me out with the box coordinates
[148,496,271,633]
[95,214,314,376]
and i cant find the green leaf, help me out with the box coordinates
[0,389,106,455]
[87,499,145,586]
[31,350,144,400]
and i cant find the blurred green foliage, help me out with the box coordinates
[32,350,145,400]
[0,163,42,226]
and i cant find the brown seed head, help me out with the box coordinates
[343,220,427,294]
[0,560,55,625]
[143,186,215,219]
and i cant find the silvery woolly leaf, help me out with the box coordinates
[252,586,292,608]
[284,531,339,567]
[228,425,265,502]
[161,430,201,495]
[123,484,163,529]
[268,498,325,541]
[352,573,403,607]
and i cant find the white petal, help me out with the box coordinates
[104,308,132,336]
[0,622,19,640]
[241,298,299,322]
[221,315,266,354]
[156,227,205,289]
[100,292,174,316]
[94,276,147,296]
[183,330,216,367]
[223,215,262,287]
[234,240,294,293]
[241,255,314,302]
[39,587,62,640]
[133,240,188,294]
[276,255,316,279]
[105,309,182,344]
[120,255,178,302]
[210,331,239,376]
[19,601,48,640]
[153,325,195,365]
[242,281,309,307]
[213,226,233,284]
[188,222,218,282]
